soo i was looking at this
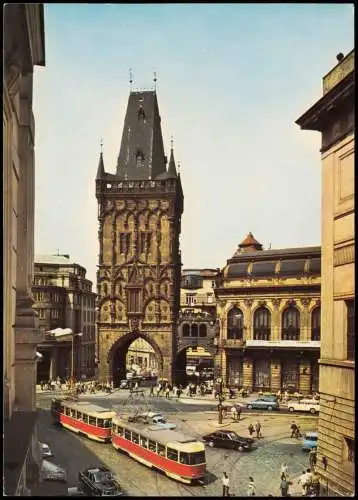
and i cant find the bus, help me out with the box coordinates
[51,399,116,442]
[111,415,206,484]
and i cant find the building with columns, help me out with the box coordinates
[33,254,97,381]
[3,4,45,495]
[215,233,321,393]
[296,50,354,496]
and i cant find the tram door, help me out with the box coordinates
[254,359,270,391]
[228,358,243,388]
[281,360,299,392]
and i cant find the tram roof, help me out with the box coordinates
[62,400,116,418]
[113,415,198,445]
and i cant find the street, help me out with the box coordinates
[36,390,318,496]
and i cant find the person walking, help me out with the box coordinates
[248,423,255,438]
[247,476,256,496]
[255,421,262,439]
[231,405,238,422]
[280,463,289,480]
[290,421,298,438]
[297,470,309,496]
[309,447,317,470]
[310,470,320,497]
[236,404,242,421]
[280,474,290,497]
[150,384,154,397]
[165,385,170,399]
[222,472,230,497]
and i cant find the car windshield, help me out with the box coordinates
[228,432,237,440]
[94,471,112,483]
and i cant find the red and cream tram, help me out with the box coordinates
[51,399,116,442]
[111,415,206,484]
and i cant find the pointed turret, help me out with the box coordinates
[167,139,177,178]
[96,150,105,180]
[233,232,263,256]
[116,90,167,180]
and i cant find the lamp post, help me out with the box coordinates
[71,332,83,386]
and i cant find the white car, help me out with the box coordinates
[39,442,53,457]
[288,399,320,414]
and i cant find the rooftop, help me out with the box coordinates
[35,254,72,265]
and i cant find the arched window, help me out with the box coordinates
[182,324,190,337]
[282,306,300,340]
[191,324,198,337]
[253,307,271,340]
[199,324,207,337]
[227,307,244,340]
[311,307,320,341]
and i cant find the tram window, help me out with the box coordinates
[89,416,96,426]
[140,436,148,448]
[70,409,76,418]
[60,405,64,414]
[117,426,123,436]
[65,407,71,416]
[103,419,111,428]
[157,444,166,457]
[179,452,190,465]
[83,414,89,424]
[77,412,83,420]
[167,448,178,461]
[97,419,104,428]
[132,432,139,444]
[149,440,157,452]
[189,451,206,465]
[124,429,132,440]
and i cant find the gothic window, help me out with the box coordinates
[136,150,145,169]
[311,307,321,341]
[183,324,190,337]
[128,290,141,313]
[282,306,300,340]
[346,299,355,361]
[119,233,131,253]
[253,307,271,340]
[191,324,198,337]
[140,232,152,253]
[227,307,244,340]
[199,324,207,337]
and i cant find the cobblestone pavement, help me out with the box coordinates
[36,394,318,496]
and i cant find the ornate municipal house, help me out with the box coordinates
[214,233,321,394]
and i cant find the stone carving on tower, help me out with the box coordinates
[96,89,184,385]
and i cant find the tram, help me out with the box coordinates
[111,415,206,484]
[51,399,116,442]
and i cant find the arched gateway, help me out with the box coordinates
[95,89,183,385]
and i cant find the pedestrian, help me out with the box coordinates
[231,405,238,422]
[247,476,255,496]
[165,385,170,399]
[236,404,242,421]
[255,421,262,439]
[248,423,255,438]
[156,384,161,397]
[280,473,290,497]
[280,463,288,480]
[150,384,154,397]
[290,421,298,438]
[310,470,320,497]
[309,447,317,470]
[177,386,182,399]
[298,470,308,496]
[222,472,230,497]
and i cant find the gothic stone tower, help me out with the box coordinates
[96,90,183,385]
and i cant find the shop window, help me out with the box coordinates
[311,307,321,341]
[227,307,244,340]
[253,307,271,340]
[282,306,300,340]
[167,448,178,461]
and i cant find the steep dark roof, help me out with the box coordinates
[116,91,166,180]
[96,152,105,180]
[167,147,177,177]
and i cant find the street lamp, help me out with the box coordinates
[216,377,225,424]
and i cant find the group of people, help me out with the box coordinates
[279,458,320,497]
[222,472,256,497]
[248,421,263,439]
[290,421,303,438]
[149,381,212,399]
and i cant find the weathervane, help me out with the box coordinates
[153,71,157,91]
[129,68,133,92]
[100,138,103,154]
[170,135,174,151]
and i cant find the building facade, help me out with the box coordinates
[3,4,45,495]
[215,233,321,393]
[96,90,183,386]
[176,269,219,381]
[296,50,355,496]
[33,254,96,381]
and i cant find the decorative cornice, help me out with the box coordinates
[334,244,355,267]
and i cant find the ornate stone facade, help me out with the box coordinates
[96,91,183,385]
[215,234,321,393]
[296,50,355,497]
[3,4,45,495]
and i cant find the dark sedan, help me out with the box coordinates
[79,466,123,496]
[202,430,254,451]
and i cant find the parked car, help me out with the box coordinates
[39,442,53,458]
[41,460,67,482]
[288,399,320,415]
[202,430,254,451]
[149,422,177,431]
[79,466,123,496]
[119,379,132,389]
[302,432,318,451]
[247,396,280,411]
[129,412,167,425]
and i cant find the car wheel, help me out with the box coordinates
[267,406,273,411]
[208,441,215,447]
[289,407,294,412]
[247,404,253,410]
[310,408,316,414]
[238,445,244,452]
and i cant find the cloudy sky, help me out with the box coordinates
[33,3,354,284]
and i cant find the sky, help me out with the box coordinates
[33,3,354,285]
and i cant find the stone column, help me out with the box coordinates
[271,299,281,341]
[270,359,281,391]
[299,359,311,394]
[243,357,253,391]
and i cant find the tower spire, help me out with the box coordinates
[153,71,157,91]
[167,135,177,177]
[96,139,105,180]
